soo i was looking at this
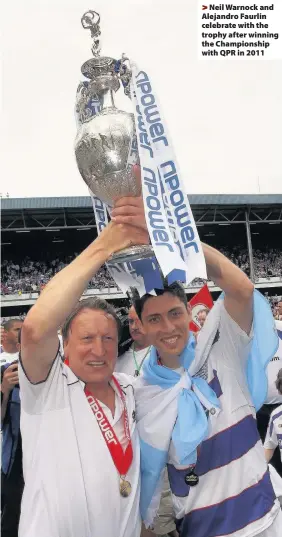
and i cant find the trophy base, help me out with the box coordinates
[107,245,154,265]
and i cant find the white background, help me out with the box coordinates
[1,0,282,197]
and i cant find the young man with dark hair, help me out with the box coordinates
[131,280,281,536]
[111,198,281,537]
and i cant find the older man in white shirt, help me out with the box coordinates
[18,205,148,537]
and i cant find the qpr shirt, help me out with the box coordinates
[265,404,282,463]
[164,307,280,537]
[18,355,141,537]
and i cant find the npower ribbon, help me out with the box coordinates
[130,62,207,285]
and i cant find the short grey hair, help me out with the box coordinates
[62,297,122,342]
[3,319,23,332]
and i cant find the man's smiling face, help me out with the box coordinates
[140,292,192,361]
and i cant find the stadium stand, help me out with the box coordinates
[1,194,282,317]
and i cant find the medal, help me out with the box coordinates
[85,376,133,497]
[120,478,132,497]
[184,470,199,487]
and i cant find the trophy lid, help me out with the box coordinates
[80,10,118,81]
[81,57,116,79]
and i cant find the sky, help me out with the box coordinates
[1,0,282,198]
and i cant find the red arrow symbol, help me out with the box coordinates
[202,5,208,9]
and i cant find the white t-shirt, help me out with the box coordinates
[265,321,282,404]
[18,356,141,537]
[116,346,150,377]
[265,404,282,463]
[0,351,19,366]
[166,306,280,537]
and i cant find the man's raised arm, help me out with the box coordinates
[202,243,254,334]
[21,221,148,383]
[111,199,254,335]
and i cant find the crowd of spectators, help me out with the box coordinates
[219,246,282,280]
[1,246,282,297]
[1,291,281,327]
[264,294,282,319]
[1,256,116,295]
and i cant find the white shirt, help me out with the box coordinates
[165,306,280,536]
[0,351,19,366]
[265,404,282,463]
[116,346,150,377]
[265,321,282,404]
[18,355,141,537]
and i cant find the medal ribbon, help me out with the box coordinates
[133,344,151,376]
[85,375,133,476]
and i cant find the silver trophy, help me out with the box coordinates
[75,10,153,264]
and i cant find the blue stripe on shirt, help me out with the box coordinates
[196,414,260,476]
[209,370,223,398]
[179,470,275,537]
[167,414,260,497]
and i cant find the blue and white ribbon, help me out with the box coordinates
[130,63,207,285]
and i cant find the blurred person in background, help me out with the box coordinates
[257,320,282,476]
[1,330,24,537]
[196,309,208,329]
[0,320,23,366]
[264,367,282,468]
[116,306,150,377]
[276,302,282,321]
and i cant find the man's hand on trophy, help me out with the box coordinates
[111,166,147,233]
[111,196,147,232]
[98,220,149,258]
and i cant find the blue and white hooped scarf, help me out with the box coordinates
[134,290,279,527]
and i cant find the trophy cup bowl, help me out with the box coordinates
[75,16,153,265]
[75,108,140,208]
